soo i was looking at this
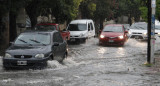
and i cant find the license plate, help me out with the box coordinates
[70,38,75,41]
[109,40,114,42]
[17,61,27,65]
[135,36,139,39]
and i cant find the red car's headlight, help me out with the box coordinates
[118,35,124,39]
[100,35,105,38]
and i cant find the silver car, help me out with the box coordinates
[128,22,147,40]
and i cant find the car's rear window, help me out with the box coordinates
[35,25,56,31]
[103,25,123,32]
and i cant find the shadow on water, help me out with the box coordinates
[68,40,86,45]
[3,65,47,71]
[98,43,124,48]
[68,41,81,45]
[135,39,148,43]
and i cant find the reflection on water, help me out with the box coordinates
[97,48,106,54]
[116,47,125,56]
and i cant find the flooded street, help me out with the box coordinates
[0,37,160,86]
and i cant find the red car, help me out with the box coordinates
[35,23,70,41]
[99,24,128,46]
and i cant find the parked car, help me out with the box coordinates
[67,19,95,42]
[128,22,147,40]
[35,23,70,41]
[3,30,68,69]
[99,24,128,46]
[155,20,160,38]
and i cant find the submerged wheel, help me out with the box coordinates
[59,53,67,63]
[3,66,10,70]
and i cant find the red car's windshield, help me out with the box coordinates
[103,26,123,33]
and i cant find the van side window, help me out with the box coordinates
[90,23,93,30]
[88,23,90,31]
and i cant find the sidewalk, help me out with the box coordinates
[153,57,160,71]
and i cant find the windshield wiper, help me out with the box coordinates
[29,39,46,46]
[18,39,32,46]
[138,27,145,29]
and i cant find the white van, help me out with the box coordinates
[67,19,95,42]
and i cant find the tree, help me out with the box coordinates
[9,0,26,41]
[116,0,141,24]
[25,0,83,25]
[156,0,160,21]
[79,0,96,19]
[25,0,44,28]
[94,0,114,30]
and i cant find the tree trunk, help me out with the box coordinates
[9,11,17,42]
[30,15,37,28]
[0,13,10,55]
[99,18,104,30]
[25,0,39,28]
[128,14,132,26]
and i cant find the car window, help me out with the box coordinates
[90,23,93,30]
[155,25,160,30]
[53,32,63,43]
[103,26,123,32]
[35,25,56,30]
[130,23,147,30]
[15,33,51,45]
[88,23,90,31]
[68,24,87,31]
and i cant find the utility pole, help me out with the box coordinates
[147,0,156,64]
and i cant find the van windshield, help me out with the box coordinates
[68,24,87,31]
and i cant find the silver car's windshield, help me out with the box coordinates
[14,33,51,45]
[130,23,147,30]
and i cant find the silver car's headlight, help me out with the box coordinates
[5,53,12,58]
[35,54,44,58]
[158,33,160,35]
[143,32,147,35]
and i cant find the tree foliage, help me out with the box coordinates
[156,0,160,21]
[116,0,141,24]
[25,0,83,26]
[79,0,96,19]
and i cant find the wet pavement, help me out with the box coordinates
[0,37,160,86]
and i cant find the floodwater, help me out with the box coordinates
[0,37,160,86]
